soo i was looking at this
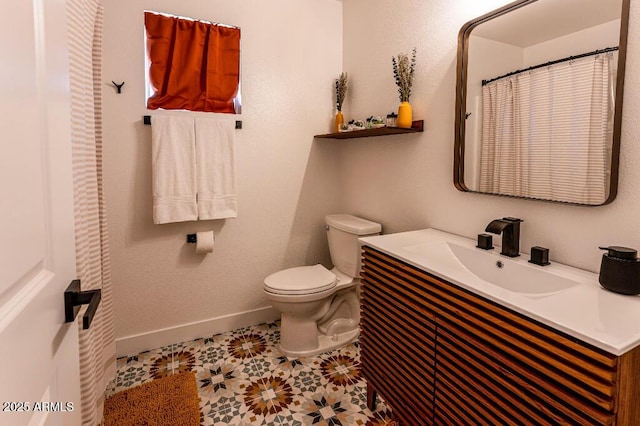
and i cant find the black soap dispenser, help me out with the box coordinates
[598,246,640,295]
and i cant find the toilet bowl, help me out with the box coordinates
[263,214,381,357]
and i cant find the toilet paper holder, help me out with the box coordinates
[187,232,215,254]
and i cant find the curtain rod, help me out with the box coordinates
[481,46,619,86]
[144,10,240,29]
[143,115,242,129]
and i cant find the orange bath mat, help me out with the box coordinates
[103,371,200,426]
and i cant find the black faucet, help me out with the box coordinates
[485,217,524,257]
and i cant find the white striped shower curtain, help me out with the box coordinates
[67,0,115,424]
[480,53,615,204]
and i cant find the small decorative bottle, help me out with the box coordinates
[335,111,344,133]
[386,112,398,127]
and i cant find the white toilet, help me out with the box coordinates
[263,214,382,357]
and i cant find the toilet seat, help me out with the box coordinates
[264,264,336,295]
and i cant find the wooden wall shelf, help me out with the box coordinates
[314,120,423,139]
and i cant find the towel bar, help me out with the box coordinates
[143,115,242,129]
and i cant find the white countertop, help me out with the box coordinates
[360,228,640,356]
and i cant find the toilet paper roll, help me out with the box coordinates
[195,231,215,253]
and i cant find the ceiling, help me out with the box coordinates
[472,0,622,47]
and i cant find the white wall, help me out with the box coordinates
[525,19,620,65]
[102,0,343,353]
[342,0,640,273]
[468,36,524,83]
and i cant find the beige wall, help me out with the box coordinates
[341,0,640,273]
[103,0,343,345]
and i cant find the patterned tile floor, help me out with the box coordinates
[106,321,394,425]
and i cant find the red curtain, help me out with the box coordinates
[145,12,240,113]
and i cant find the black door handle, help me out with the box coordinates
[64,280,101,330]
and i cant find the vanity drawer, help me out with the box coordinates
[436,321,615,425]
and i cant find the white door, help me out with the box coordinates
[0,0,82,425]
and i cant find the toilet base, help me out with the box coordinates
[278,328,359,358]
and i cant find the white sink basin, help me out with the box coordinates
[402,239,581,298]
[446,242,580,296]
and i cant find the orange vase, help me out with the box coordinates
[334,111,344,133]
[397,101,413,128]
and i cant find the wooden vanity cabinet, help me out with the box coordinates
[360,246,640,425]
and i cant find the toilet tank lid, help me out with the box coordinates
[325,214,381,235]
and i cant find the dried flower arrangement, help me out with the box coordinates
[392,48,417,102]
[335,72,348,112]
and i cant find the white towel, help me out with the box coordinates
[195,118,238,219]
[151,116,198,224]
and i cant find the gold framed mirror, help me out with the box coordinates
[454,0,630,205]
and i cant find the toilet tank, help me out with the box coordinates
[325,214,382,278]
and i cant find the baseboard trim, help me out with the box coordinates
[115,306,279,357]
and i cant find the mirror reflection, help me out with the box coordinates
[455,0,628,205]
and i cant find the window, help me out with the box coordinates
[144,11,241,114]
